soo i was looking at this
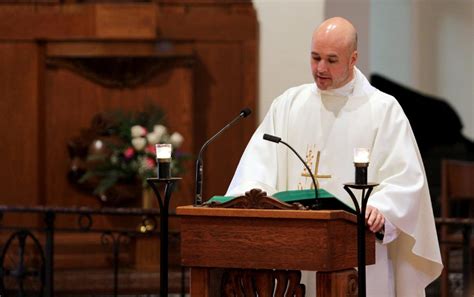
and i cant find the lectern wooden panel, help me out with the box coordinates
[177,206,375,296]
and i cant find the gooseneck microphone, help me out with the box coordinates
[195,108,252,205]
[263,133,319,204]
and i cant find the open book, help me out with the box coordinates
[208,189,356,214]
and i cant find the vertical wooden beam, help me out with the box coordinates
[37,41,47,206]
[241,39,259,137]
[0,42,41,212]
[190,267,210,297]
[316,269,358,297]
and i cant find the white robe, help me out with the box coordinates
[226,69,443,297]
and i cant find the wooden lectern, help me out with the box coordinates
[177,191,375,297]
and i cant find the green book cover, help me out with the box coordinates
[208,188,355,212]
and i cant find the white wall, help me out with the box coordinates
[413,0,474,139]
[370,0,414,86]
[254,0,474,139]
[325,0,371,76]
[253,0,325,121]
[370,0,474,139]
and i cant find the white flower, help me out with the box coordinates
[146,132,160,145]
[131,125,147,138]
[93,139,104,150]
[110,155,118,164]
[153,125,167,141]
[132,137,147,151]
[169,132,184,148]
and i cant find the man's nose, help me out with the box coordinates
[317,60,327,72]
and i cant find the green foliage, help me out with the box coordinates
[79,105,187,195]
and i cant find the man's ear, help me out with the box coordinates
[350,50,358,67]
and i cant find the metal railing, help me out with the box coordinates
[0,205,186,297]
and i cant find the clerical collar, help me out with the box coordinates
[319,75,356,97]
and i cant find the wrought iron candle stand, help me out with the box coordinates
[343,182,378,297]
[147,177,181,297]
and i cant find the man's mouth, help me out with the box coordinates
[317,75,330,80]
[317,77,331,83]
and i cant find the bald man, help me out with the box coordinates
[226,17,442,296]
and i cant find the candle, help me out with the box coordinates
[354,148,370,185]
[354,148,370,163]
[155,144,172,178]
[156,144,172,159]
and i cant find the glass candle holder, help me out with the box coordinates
[354,148,370,185]
[155,143,172,179]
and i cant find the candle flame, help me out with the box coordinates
[354,148,370,163]
[155,144,172,159]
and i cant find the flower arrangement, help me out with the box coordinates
[78,105,188,197]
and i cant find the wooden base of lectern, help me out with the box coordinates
[317,269,358,297]
[177,205,374,297]
[191,267,358,297]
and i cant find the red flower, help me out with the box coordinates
[123,147,135,159]
[144,157,156,169]
[145,144,155,154]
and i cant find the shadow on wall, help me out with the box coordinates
[370,74,474,216]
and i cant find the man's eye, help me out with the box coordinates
[313,56,321,61]
[329,59,338,64]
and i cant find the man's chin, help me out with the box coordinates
[316,82,330,90]
[315,78,332,90]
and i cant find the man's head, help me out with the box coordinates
[311,17,358,90]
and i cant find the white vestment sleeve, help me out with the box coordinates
[382,218,400,245]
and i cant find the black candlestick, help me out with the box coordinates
[354,162,368,185]
[147,177,181,297]
[343,182,378,297]
[156,158,171,179]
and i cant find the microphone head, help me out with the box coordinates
[263,134,281,143]
[240,108,252,118]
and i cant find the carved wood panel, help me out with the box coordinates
[222,269,305,297]
[44,58,194,227]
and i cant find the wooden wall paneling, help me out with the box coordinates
[0,42,42,225]
[241,39,259,134]
[0,0,258,291]
[155,1,259,200]
[155,0,252,4]
[192,38,258,199]
[46,41,193,58]
[0,5,96,40]
[98,60,194,212]
[94,4,157,39]
[0,4,157,41]
[226,39,258,194]
[167,60,195,210]
[193,42,251,199]
[157,2,257,41]
[43,59,194,229]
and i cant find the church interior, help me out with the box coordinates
[0,0,472,296]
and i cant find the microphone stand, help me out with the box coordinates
[195,108,251,205]
[263,134,319,206]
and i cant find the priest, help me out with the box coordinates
[226,17,443,296]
